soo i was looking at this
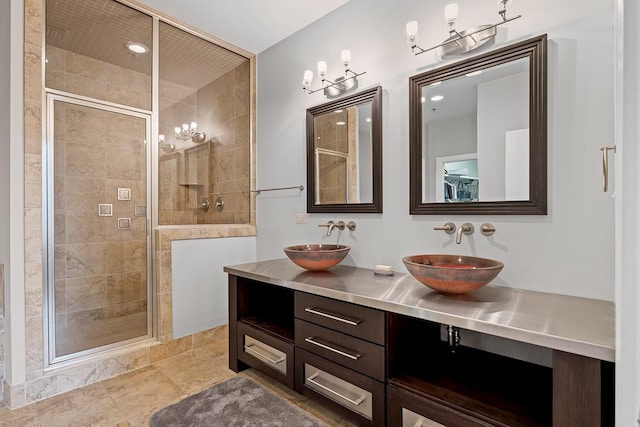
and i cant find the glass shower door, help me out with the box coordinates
[47,94,152,361]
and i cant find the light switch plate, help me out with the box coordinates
[117,188,131,201]
[134,205,146,217]
[296,213,307,224]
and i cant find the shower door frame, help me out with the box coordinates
[44,91,156,367]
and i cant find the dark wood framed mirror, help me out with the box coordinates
[307,86,383,213]
[409,34,547,215]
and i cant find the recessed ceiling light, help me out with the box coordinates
[126,41,149,54]
[336,121,346,126]
[466,70,483,77]
[429,81,442,86]
[335,109,344,113]
[431,95,444,101]
[366,117,371,122]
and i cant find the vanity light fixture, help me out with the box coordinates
[174,122,206,143]
[405,0,521,57]
[301,49,367,98]
[158,134,175,153]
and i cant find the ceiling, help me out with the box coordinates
[45,0,350,90]
[137,0,352,54]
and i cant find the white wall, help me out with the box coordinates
[477,72,528,201]
[172,236,256,339]
[256,0,615,301]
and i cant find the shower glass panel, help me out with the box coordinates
[158,22,251,225]
[48,95,151,360]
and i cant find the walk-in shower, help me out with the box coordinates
[44,0,251,364]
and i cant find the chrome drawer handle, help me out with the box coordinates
[304,307,361,326]
[243,344,285,365]
[304,337,361,360]
[306,373,366,406]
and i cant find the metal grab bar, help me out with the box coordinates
[251,185,304,195]
[600,144,616,192]
[306,373,366,406]
[304,307,361,326]
[304,337,361,361]
[243,344,285,365]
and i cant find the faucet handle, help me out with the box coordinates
[434,222,456,234]
[480,223,496,236]
[335,221,346,231]
[318,220,335,229]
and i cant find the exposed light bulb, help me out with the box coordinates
[174,126,181,136]
[406,21,419,45]
[182,123,189,132]
[190,121,198,132]
[302,70,313,88]
[317,61,327,80]
[341,50,351,68]
[445,3,459,22]
[159,134,165,143]
[431,95,444,101]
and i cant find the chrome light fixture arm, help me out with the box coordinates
[406,2,522,57]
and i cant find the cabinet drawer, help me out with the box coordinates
[295,292,385,344]
[387,384,492,427]
[296,348,385,427]
[237,321,295,388]
[295,319,385,381]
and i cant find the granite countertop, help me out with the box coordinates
[224,259,615,362]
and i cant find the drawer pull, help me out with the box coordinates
[304,307,361,326]
[243,344,285,365]
[304,337,362,360]
[306,373,366,406]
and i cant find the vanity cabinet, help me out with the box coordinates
[228,275,295,388]
[226,261,615,427]
[294,293,386,426]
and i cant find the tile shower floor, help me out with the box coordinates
[0,334,355,426]
[56,312,148,356]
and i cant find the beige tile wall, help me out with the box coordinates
[7,0,256,409]
[158,61,251,226]
[50,65,147,332]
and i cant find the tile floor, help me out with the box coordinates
[0,334,354,426]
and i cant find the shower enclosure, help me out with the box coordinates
[43,0,251,364]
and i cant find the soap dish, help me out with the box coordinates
[374,265,394,276]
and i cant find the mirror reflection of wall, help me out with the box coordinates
[421,57,529,204]
[313,103,373,205]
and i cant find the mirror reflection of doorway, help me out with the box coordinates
[435,153,479,202]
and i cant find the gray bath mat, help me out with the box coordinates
[149,376,328,427]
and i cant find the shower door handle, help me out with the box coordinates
[600,144,616,192]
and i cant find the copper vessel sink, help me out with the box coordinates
[284,244,350,271]
[403,254,503,294]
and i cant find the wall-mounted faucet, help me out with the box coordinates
[456,223,474,244]
[319,220,345,236]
